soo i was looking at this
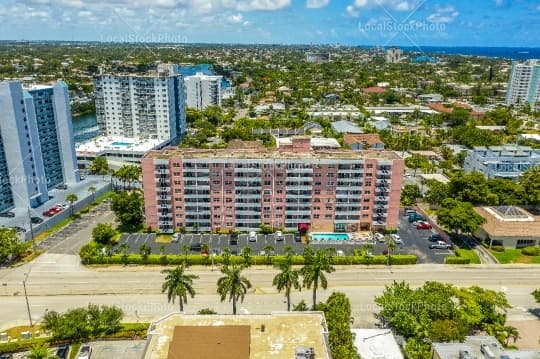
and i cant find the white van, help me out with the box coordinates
[249,231,257,242]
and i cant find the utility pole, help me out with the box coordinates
[28,207,36,253]
[23,271,33,326]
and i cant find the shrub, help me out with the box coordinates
[491,245,506,253]
[521,246,540,256]
[445,256,471,264]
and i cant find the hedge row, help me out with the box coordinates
[521,246,540,256]
[445,256,471,264]
[85,254,417,266]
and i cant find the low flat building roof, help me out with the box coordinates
[474,206,540,238]
[145,146,401,161]
[76,136,167,156]
[432,335,540,359]
[352,329,403,359]
[144,312,331,359]
[420,173,450,184]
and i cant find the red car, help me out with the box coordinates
[416,221,432,230]
[42,206,63,217]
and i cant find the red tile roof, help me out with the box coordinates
[362,86,388,94]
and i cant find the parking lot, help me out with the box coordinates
[77,340,146,359]
[116,211,452,263]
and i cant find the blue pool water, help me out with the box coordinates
[311,233,350,241]
[111,141,131,146]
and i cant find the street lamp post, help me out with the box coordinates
[22,271,33,326]
[28,207,36,253]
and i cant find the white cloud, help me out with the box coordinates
[346,0,419,17]
[235,0,291,11]
[427,5,459,23]
[495,0,503,6]
[306,0,330,9]
[227,13,250,25]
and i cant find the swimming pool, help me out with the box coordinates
[111,141,131,146]
[311,233,350,241]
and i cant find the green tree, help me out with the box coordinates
[139,244,151,261]
[424,180,450,206]
[111,191,144,229]
[301,248,336,310]
[317,292,359,359]
[65,193,78,216]
[401,184,421,206]
[161,265,199,312]
[263,244,274,265]
[384,235,397,266]
[217,265,252,315]
[0,227,29,263]
[437,198,486,235]
[405,154,429,176]
[519,167,540,205]
[272,255,301,311]
[91,223,117,246]
[293,300,309,312]
[241,247,253,267]
[28,345,54,359]
[532,289,540,303]
[90,156,109,176]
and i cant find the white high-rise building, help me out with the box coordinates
[184,72,222,110]
[0,81,79,211]
[93,64,186,143]
[386,47,403,63]
[506,60,540,107]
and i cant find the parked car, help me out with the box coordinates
[294,232,302,242]
[429,241,451,250]
[391,234,403,245]
[171,233,180,243]
[336,249,345,256]
[275,230,284,241]
[374,232,385,243]
[30,216,44,224]
[0,211,15,218]
[408,213,425,223]
[416,221,432,230]
[77,344,91,359]
[229,234,238,245]
[55,183,68,190]
[43,206,63,217]
[404,209,416,216]
[56,344,69,359]
[248,231,257,242]
[55,203,69,209]
[428,234,442,242]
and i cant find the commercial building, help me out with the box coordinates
[0,81,79,211]
[305,52,331,63]
[431,335,539,359]
[184,72,222,110]
[463,145,540,179]
[141,137,404,233]
[344,134,385,150]
[474,206,540,248]
[505,59,540,107]
[143,312,331,359]
[93,64,186,143]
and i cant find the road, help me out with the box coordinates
[1,253,539,331]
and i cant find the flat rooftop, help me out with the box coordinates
[474,206,540,238]
[432,336,540,359]
[145,146,401,161]
[276,137,340,149]
[144,312,331,359]
[352,329,403,359]
[76,136,167,155]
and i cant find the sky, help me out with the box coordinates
[0,0,539,47]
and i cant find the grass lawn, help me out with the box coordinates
[490,249,540,264]
[155,234,172,244]
[4,325,42,340]
[456,248,481,264]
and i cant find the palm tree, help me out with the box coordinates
[139,244,151,261]
[272,256,301,311]
[301,248,336,310]
[161,265,199,312]
[217,265,252,315]
[181,244,190,266]
[503,325,520,346]
[88,186,97,203]
[241,247,252,267]
[28,345,54,359]
[263,244,274,265]
[384,235,397,266]
[65,193,78,216]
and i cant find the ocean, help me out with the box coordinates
[401,46,540,60]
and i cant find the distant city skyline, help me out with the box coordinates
[0,0,539,47]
